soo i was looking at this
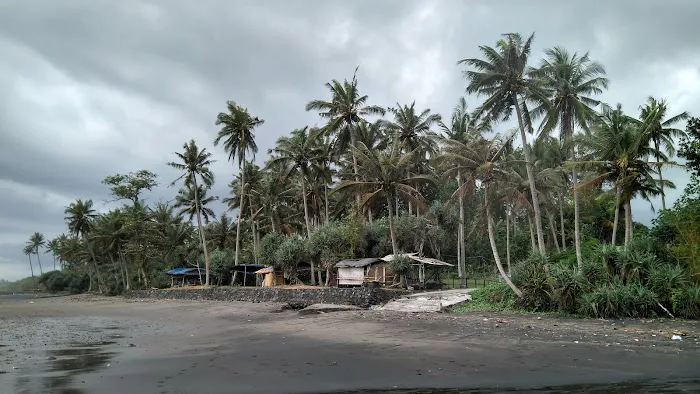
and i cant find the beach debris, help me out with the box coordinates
[127,343,136,347]
[671,335,682,341]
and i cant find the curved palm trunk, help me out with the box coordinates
[249,198,259,264]
[194,177,211,286]
[611,184,622,245]
[506,210,511,275]
[324,180,330,226]
[654,140,667,210]
[301,177,316,285]
[572,170,583,271]
[234,158,245,270]
[35,252,43,275]
[548,212,560,252]
[485,185,522,297]
[349,130,362,213]
[386,193,398,255]
[514,97,545,253]
[27,254,35,282]
[89,245,105,293]
[457,171,465,281]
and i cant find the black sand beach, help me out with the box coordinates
[1,295,699,393]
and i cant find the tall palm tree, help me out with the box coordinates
[46,238,60,270]
[168,139,215,285]
[639,96,689,210]
[174,184,217,224]
[64,199,98,237]
[437,133,523,297]
[65,198,104,291]
[531,46,609,270]
[269,127,324,284]
[306,67,385,210]
[437,97,490,282]
[28,232,45,275]
[23,244,35,282]
[214,101,264,267]
[459,32,548,253]
[335,140,431,255]
[207,213,236,251]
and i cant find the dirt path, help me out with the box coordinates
[1,295,698,393]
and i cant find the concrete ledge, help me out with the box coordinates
[123,287,406,308]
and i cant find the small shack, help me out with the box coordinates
[335,258,395,287]
[254,266,285,287]
[380,253,454,289]
[167,267,208,287]
[230,264,265,286]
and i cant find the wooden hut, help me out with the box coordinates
[335,258,395,287]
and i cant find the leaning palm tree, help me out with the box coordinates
[214,101,264,267]
[335,140,430,255]
[65,199,104,291]
[638,96,689,210]
[269,127,324,284]
[531,46,609,270]
[459,32,548,253]
[29,232,45,275]
[306,67,385,210]
[437,133,523,297]
[436,97,491,281]
[168,139,216,285]
[46,238,60,270]
[23,244,35,282]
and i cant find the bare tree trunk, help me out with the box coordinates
[548,212,560,252]
[457,171,465,282]
[572,170,583,271]
[324,181,330,225]
[514,96,545,253]
[194,177,211,286]
[301,178,316,285]
[485,185,522,297]
[249,200,258,264]
[624,199,633,246]
[655,140,667,211]
[36,252,43,275]
[27,255,35,282]
[234,157,245,270]
[559,194,566,250]
[527,211,537,252]
[350,132,362,213]
[386,193,398,255]
[611,184,622,245]
[506,210,512,275]
[367,206,373,224]
[89,245,105,293]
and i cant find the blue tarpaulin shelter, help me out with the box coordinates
[167,267,209,287]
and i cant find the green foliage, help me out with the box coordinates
[466,283,517,311]
[549,264,587,313]
[672,285,700,319]
[37,270,89,294]
[511,253,553,311]
[258,233,284,267]
[307,222,352,266]
[647,265,688,304]
[210,248,235,278]
[578,281,658,319]
[275,235,307,271]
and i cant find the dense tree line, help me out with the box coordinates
[19,33,700,316]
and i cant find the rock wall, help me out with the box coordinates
[123,287,406,308]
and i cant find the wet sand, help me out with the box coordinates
[1,294,699,393]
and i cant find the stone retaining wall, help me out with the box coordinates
[123,287,406,308]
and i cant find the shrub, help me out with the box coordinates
[37,270,89,294]
[275,235,307,280]
[469,282,517,310]
[592,243,621,279]
[549,265,586,313]
[672,285,700,319]
[511,252,554,311]
[258,232,285,267]
[647,265,688,304]
[578,281,658,318]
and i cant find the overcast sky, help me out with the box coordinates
[1,0,697,280]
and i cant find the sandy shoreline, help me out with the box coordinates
[1,294,699,393]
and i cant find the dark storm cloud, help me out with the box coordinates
[1,0,698,279]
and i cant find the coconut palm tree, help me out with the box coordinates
[46,238,60,270]
[532,46,609,270]
[459,32,548,253]
[28,232,45,275]
[174,184,217,224]
[437,97,490,281]
[269,127,325,284]
[168,139,216,285]
[207,213,236,251]
[214,101,264,267]
[23,244,35,282]
[306,67,385,210]
[64,199,98,237]
[639,96,689,210]
[335,140,431,255]
[437,133,523,297]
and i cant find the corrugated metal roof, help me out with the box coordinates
[335,258,381,268]
[380,253,454,267]
[167,268,204,275]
